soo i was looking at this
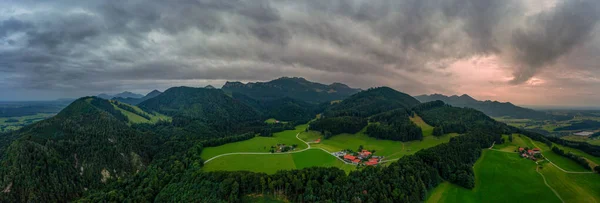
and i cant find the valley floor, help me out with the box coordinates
[428,135,600,203]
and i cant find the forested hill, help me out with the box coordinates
[0,97,153,202]
[414,100,512,135]
[415,93,550,119]
[139,87,261,122]
[324,86,420,117]
[222,77,361,103]
[311,87,423,141]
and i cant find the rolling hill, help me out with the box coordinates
[415,94,550,120]
[222,77,361,103]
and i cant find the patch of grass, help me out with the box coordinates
[410,114,434,136]
[291,149,355,172]
[538,162,600,202]
[426,150,561,203]
[201,124,309,160]
[264,118,288,124]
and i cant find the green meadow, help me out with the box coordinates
[202,116,457,173]
[410,114,434,136]
[426,150,561,203]
[110,101,171,124]
[202,149,355,174]
[314,129,457,160]
[201,124,309,160]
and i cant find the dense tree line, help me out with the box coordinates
[309,116,367,136]
[554,120,600,131]
[414,101,511,135]
[545,136,600,157]
[596,166,600,174]
[324,87,420,118]
[552,146,591,170]
[256,123,296,137]
[365,109,423,141]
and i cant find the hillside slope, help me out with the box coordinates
[222,77,360,103]
[415,94,549,119]
[0,97,152,202]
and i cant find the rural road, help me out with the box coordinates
[203,132,353,165]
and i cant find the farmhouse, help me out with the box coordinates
[314,138,321,144]
[344,154,357,161]
[359,150,372,158]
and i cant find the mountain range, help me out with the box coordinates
[415,94,552,120]
[112,90,162,105]
[97,91,145,100]
[222,77,361,103]
[2,76,590,202]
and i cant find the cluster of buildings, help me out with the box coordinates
[341,150,380,166]
[519,147,541,160]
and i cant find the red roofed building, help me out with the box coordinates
[532,148,541,153]
[360,150,372,157]
[518,147,524,152]
[344,154,357,161]
[314,139,321,143]
[365,161,377,166]
[368,158,378,162]
[527,150,534,155]
[352,159,360,163]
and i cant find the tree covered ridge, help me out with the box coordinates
[414,100,511,136]
[0,97,153,202]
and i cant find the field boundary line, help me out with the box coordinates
[204,132,353,165]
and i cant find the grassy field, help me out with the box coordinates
[538,161,600,202]
[0,113,55,133]
[426,150,561,203]
[202,149,355,174]
[410,114,434,136]
[203,153,297,174]
[110,101,171,124]
[203,117,454,173]
[312,128,457,160]
[201,124,309,160]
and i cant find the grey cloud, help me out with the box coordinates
[509,0,600,83]
[0,0,599,100]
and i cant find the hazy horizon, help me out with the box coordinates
[1,0,599,107]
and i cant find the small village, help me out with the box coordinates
[334,147,381,166]
[518,147,542,161]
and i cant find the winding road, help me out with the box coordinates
[204,132,353,165]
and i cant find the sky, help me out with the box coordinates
[0,0,599,107]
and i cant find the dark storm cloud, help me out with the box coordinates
[0,0,599,100]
